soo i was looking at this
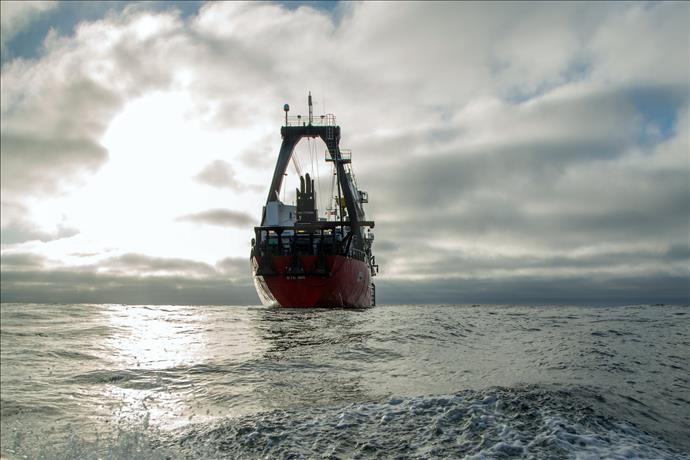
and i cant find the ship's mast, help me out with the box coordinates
[264,95,371,250]
[308,91,313,125]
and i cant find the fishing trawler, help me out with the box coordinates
[250,94,378,308]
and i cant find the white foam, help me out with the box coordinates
[3,388,686,459]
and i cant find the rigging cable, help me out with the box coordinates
[308,137,322,217]
[314,138,322,217]
[308,137,314,177]
[307,138,314,212]
[291,150,302,177]
[329,163,336,219]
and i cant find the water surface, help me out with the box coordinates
[1,303,688,458]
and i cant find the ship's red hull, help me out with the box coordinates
[252,255,372,308]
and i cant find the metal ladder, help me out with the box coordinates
[325,125,337,158]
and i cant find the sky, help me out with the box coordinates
[0,1,688,305]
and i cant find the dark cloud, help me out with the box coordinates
[0,252,258,304]
[376,274,689,306]
[356,83,689,276]
[215,256,249,278]
[0,252,46,269]
[380,242,689,279]
[177,209,256,227]
[0,222,79,244]
[0,268,257,305]
[378,183,688,251]
[362,83,688,203]
[0,133,109,195]
[2,263,686,306]
[100,253,216,277]
[665,244,690,262]
[195,160,238,189]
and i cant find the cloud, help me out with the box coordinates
[177,209,256,227]
[0,267,257,305]
[0,223,79,244]
[215,256,249,278]
[0,0,57,54]
[0,252,46,269]
[380,241,689,281]
[1,257,685,306]
[0,251,257,305]
[0,7,188,249]
[0,201,79,244]
[0,132,109,195]
[98,253,216,278]
[375,274,689,306]
[194,159,263,192]
[0,7,190,199]
[0,2,687,305]
[195,160,238,189]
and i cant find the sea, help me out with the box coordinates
[1,303,688,459]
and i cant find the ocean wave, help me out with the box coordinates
[2,386,687,459]
[0,399,62,418]
[66,369,184,391]
[3,304,689,459]
[175,386,687,459]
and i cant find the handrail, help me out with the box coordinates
[254,220,374,232]
[252,224,372,262]
[285,113,337,127]
[325,149,351,162]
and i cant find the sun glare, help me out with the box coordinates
[35,89,274,266]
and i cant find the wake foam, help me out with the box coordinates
[179,386,686,459]
[3,386,687,459]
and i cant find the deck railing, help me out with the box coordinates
[252,223,369,262]
[285,113,337,127]
[325,149,351,162]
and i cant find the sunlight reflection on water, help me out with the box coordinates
[103,305,205,369]
[94,304,271,428]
